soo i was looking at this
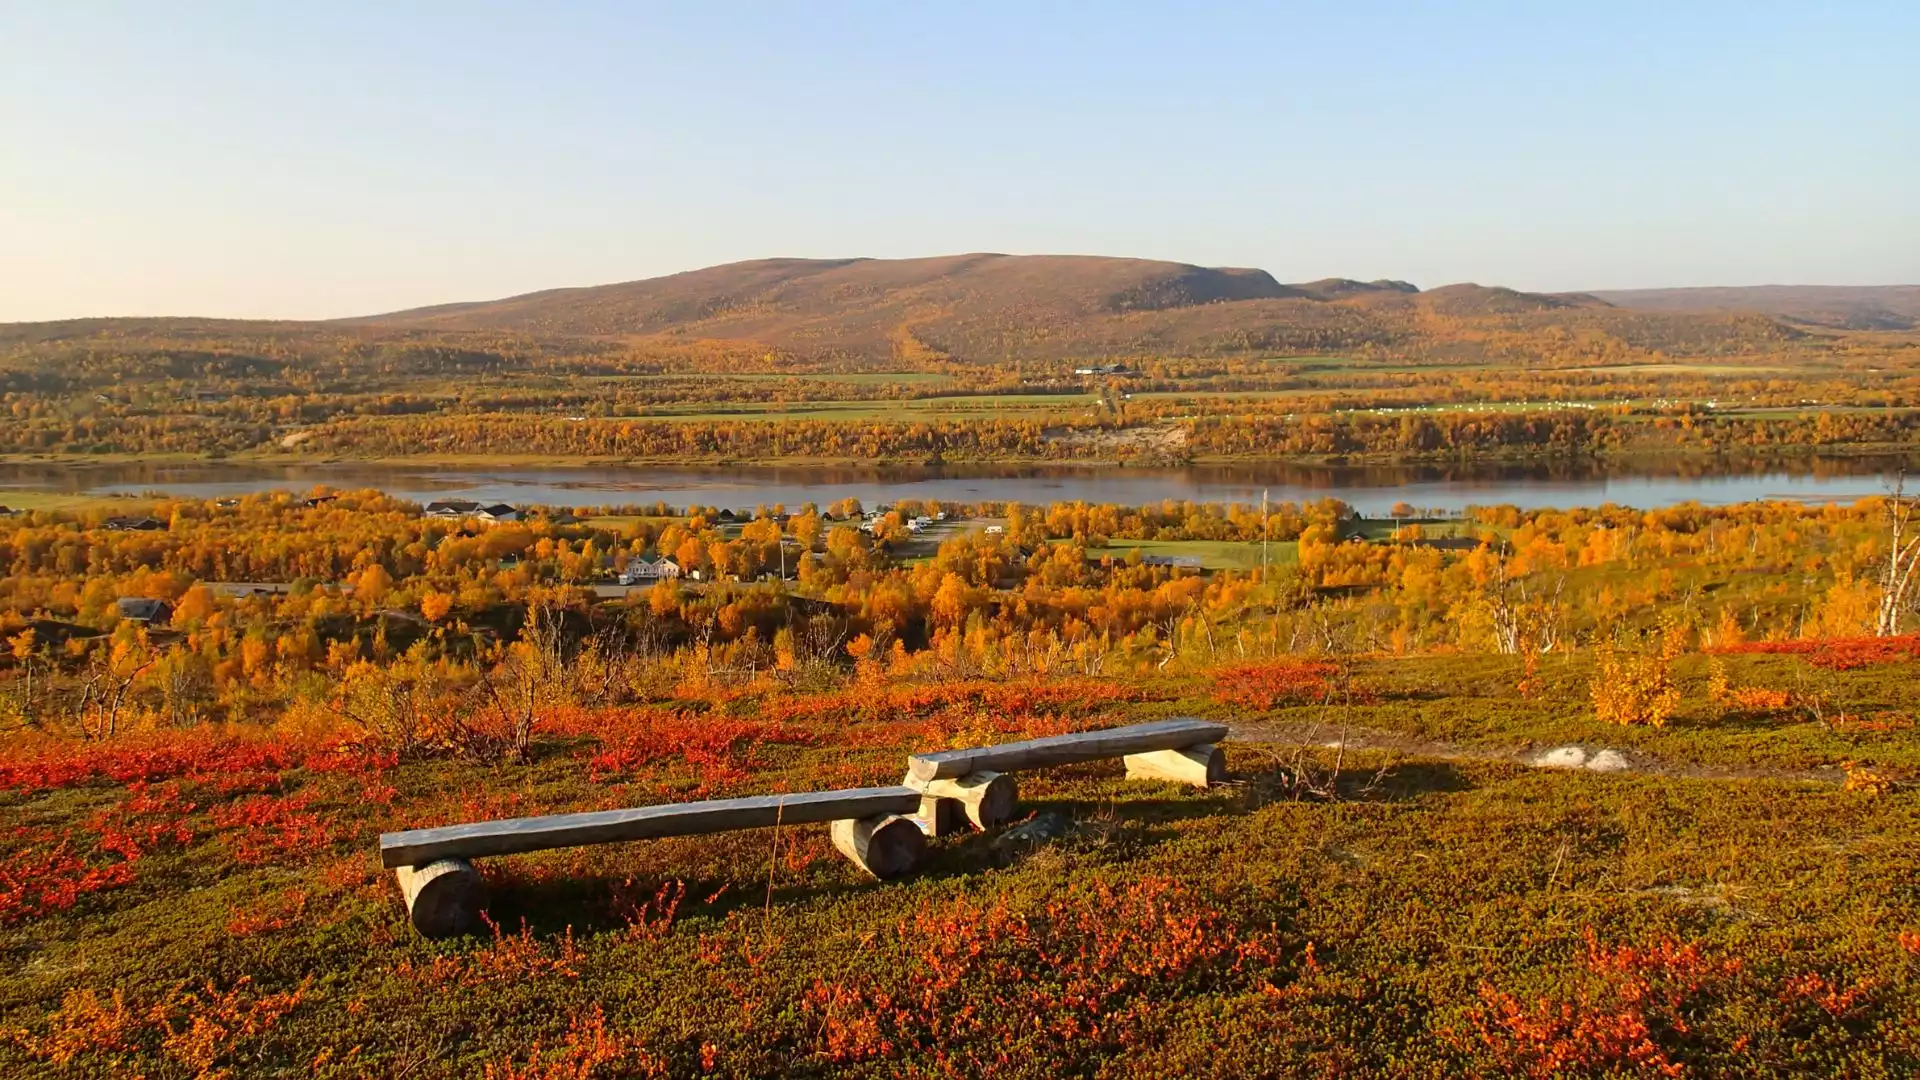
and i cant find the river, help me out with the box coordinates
[2,456,1914,516]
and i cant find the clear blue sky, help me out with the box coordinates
[3,2,1915,321]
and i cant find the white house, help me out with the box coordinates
[425,500,523,523]
[619,556,681,585]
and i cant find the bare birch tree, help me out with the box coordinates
[1876,475,1920,637]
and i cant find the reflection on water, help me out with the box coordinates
[0,455,1913,515]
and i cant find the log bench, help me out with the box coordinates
[904,718,1228,836]
[378,786,924,937]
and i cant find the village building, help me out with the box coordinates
[116,597,174,623]
[618,556,681,585]
[424,500,523,523]
[1139,554,1205,569]
[104,516,165,532]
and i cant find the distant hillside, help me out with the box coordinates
[0,255,1838,369]
[354,253,1800,363]
[1594,285,1920,331]
[354,254,1326,359]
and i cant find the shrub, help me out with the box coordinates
[1590,623,1686,728]
[1211,660,1343,710]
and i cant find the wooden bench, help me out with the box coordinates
[904,718,1228,836]
[379,786,924,937]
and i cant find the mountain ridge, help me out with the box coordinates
[340,253,1647,361]
[7,255,1902,363]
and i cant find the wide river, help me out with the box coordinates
[2,457,1914,515]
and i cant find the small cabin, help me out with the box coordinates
[116,597,174,624]
[1139,554,1205,569]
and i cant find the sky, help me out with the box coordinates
[2,2,1916,322]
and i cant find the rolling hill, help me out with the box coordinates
[1594,285,1920,331]
[0,255,1855,368]
[349,253,1801,363]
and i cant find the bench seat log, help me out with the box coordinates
[1124,743,1225,788]
[830,815,927,879]
[906,719,1228,782]
[379,786,923,869]
[904,770,1017,836]
[395,858,486,938]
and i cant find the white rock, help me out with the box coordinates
[1532,746,1589,769]
[1584,750,1632,773]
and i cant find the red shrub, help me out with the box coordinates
[582,714,799,789]
[1709,634,1920,670]
[85,781,198,861]
[1781,972,1875,1019]
[0,733,302,794]
[0,832,138,925]
[798,878,1288,1068]
[1211,660,1347,710]
[210,793,338,866]
[1463,930,1884,1076]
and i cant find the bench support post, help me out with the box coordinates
[831,814,926,879]
[905,770,1017,836]
[396,858,486,938]
[1124,743,1224,788]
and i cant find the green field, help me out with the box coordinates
[0,490,140,513]
[1092,537,1295,570]
[1344,518,1481,542]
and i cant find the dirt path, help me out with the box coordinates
[1226,721,1845,785]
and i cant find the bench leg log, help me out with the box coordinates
[905,770,1017,836]
[396,858,487,938]
[831,814,927,879]
[1124,743,1224,788]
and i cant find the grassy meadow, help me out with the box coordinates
[3,647,1918,1077]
